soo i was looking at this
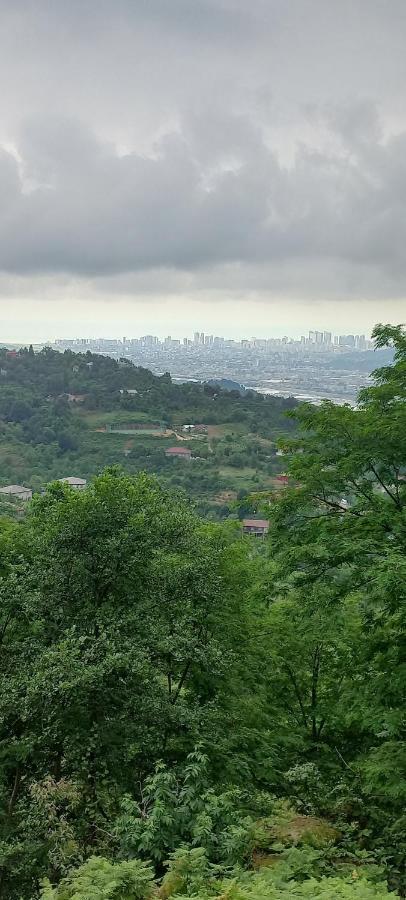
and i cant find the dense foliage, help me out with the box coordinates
[0,324,404,898]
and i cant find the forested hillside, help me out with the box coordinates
[0,346,295,515]
[0,324,404,899]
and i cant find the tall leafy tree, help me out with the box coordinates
[261,324,406,887]
[0,470,261,897]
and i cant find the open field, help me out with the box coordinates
[207,423,247,438]
[218,466,258,478]
[72,409,154,427]
[218,466,278,486]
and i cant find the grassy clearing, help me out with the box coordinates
[218,466,280,490]
[73,409,153,427]
[81,433,129,452]
[106,427,166,435]
[207,423,246,438]
[218,466,259,478]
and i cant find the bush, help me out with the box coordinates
[209,871,395,900]
[114,751,259,866]
[41,854,394,900]
[40,856,154,900]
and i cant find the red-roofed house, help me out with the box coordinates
[242,519,269,537]
[165,446,192,461]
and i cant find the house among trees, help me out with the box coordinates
[182,424,208,433]
[242,518,269,537]
[65,393,86,403]
[58,477,87,490]
[165,446,192,461]
[0,484,32,501]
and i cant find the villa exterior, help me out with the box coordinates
[165,447,192,461]
[58,477,87,490]
[242,519,269,537]
[0,484,32,501]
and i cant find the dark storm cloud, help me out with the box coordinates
[0,1,406,301]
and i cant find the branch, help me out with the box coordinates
[313,492,362,517]
[316,718,326,740]
[346,477,376,506]
[0,610,15,649]
[170,623,207,705]
[7,767,21,818]
[334,746,355,771]
[171,660,192,704]
[368,463,402,509]
[283,661,309,729]
[311,646,321,741]
[281,700,305,729]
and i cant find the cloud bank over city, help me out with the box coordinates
[0,0,405,339]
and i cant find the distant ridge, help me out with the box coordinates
[206,378,248,395]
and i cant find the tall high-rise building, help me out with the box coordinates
[193,332,200,344]
[354,334,366,350]
[309,330,316,343]
[323,331,332,344]
[338,334,355,347]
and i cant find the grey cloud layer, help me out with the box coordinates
[0,1,406,302]
[0,106,405,294]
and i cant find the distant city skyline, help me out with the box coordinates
[3,299,395,346]
[50,325,381,409]
[1,313,379,347]
[52,328,372,352]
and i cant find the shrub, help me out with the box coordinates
[40,856,154,900]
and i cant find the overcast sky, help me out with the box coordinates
[0,0,405,341]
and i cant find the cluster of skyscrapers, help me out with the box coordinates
[305,331,368,349]
[53,329,372,354]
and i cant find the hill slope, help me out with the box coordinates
[0,346,295,514]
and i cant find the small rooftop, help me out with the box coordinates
[0,484,31,495]
[165,446,191,454]
[242,519,269,529]
[58,477,87,485]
